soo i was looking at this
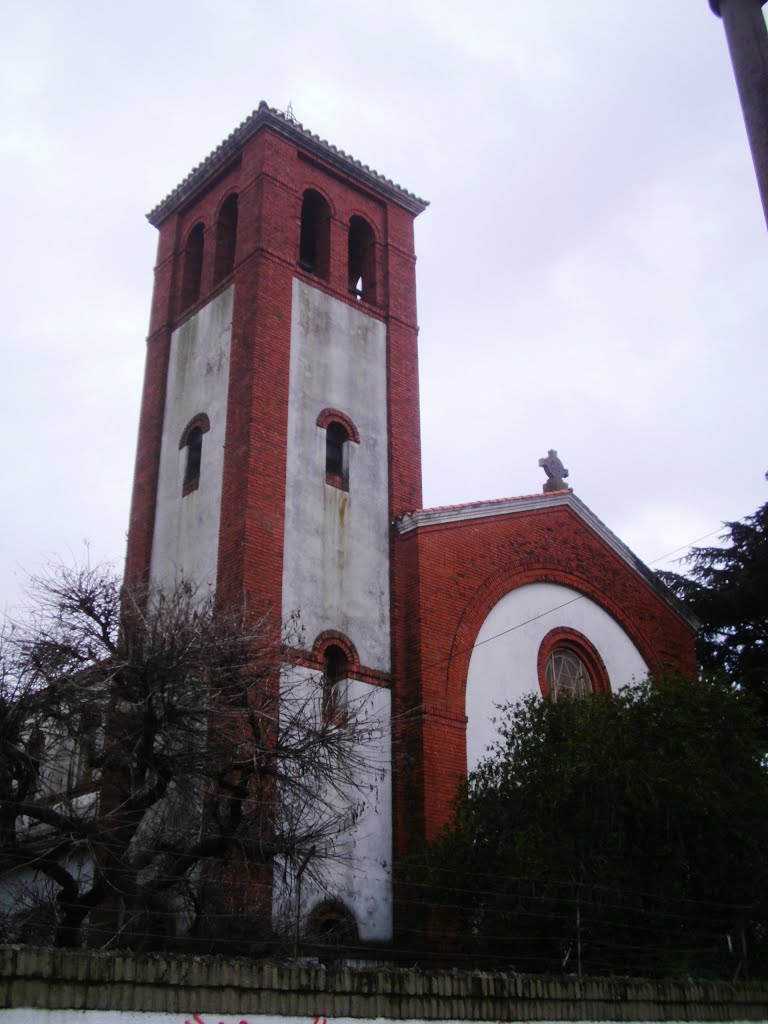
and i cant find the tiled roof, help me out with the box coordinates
[397,490,572,522]
[147,101,429,226]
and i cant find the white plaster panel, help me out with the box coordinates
[272,666,393,943]
[282,279,390,671]
[149,286,233,594]
[465,582,649,771]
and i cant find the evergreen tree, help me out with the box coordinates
[416,679,768,978]
[659,475,768,721]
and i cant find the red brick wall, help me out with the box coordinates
[391,502,697,857]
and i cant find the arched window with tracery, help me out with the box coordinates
[213,193,238,284]
[299,189,331,279]
[537,627,610,700]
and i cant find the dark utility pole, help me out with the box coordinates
[709,0,768,228]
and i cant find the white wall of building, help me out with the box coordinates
[272,667,393,943]
[465,582,649,770]
[149,285,233,594]
[282,279,390,672]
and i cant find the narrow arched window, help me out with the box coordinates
[179,414,210,496]
[213,193,238,284]
[322,645,348,723]
[325,421,349,490]
[180,223,205,310]
[348,216,376,303]
[317,409,360,491]
[299,189,330,278]
[185,427,203,491]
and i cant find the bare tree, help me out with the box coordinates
[0,561,381,952]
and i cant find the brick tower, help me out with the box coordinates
[124,103,428,944]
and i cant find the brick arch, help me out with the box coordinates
[537,626,611,697]
[316,408,360,443]
[181,218,207,246]
[444,564,656,712]
[345,207,382,244]
[178,412,210,449]
[213,188,239,222]
[304,897,360,949]
[311,629,360,672]
[297,182,337,219]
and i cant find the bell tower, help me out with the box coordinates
[126,102,426,616]
[124,102,428,942]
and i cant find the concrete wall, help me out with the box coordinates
[1,948,766,1021]
[272,668,393,942]
[282,279,390,672]
[149,286,233,593]
[466,582,649,770]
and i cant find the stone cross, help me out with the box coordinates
[538,449,570,493]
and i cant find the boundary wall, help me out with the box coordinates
[1,948,767,1021]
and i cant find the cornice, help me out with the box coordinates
[147,101,429,226]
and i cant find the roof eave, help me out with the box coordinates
[147,102,429,227]
[394,491,701,632]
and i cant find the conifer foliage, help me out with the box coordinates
[659,477,768,723]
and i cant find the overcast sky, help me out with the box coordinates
[2,0,767,613]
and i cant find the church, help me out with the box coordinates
[124,102,697,950]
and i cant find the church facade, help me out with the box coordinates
[125,103,697,948]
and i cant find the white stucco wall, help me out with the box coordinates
[282,279,390,672]
[272,667,393,942]
[465,582,649,770]
[149,286,233,593]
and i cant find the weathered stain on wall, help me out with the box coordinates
[149,285,234,593]
[282,278,390,673]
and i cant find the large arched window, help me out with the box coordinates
[537,627,610,700]
[213,193,238,284]
[299,189,330,279]
[545,649,592,699]
[180,223,205,310]
[347,215,376,303]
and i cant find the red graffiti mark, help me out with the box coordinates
[183,1016,252,1024]
[184,1014,321,1024]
